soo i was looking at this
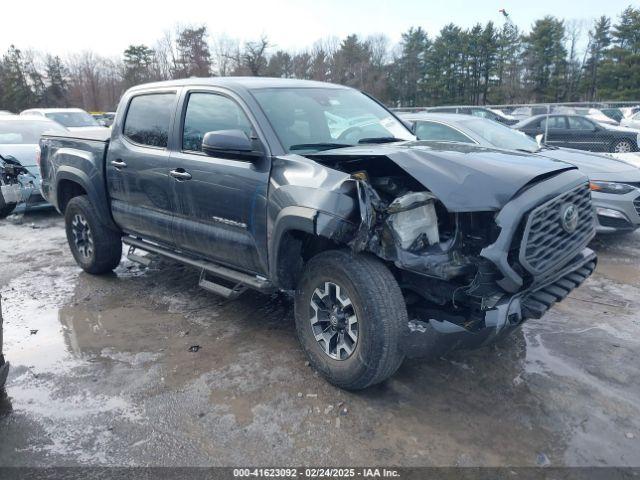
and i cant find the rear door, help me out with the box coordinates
[106,90,179,246]
[168,89,271,274]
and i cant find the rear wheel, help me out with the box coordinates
[64,195,122,274]
[611,139,634,153]
[294,250,406,390]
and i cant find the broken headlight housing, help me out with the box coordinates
[387,191,439,250]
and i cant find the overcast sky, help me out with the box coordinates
[1,0,634,57]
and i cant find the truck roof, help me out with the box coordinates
[127,77,350,92]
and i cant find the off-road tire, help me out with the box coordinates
[294,250,406,390]
[65,195,122,274]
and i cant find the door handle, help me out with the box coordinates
[170,169,192,181]
[111,159,127,168]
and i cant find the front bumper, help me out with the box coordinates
[592,191,640,233]
[402,248,597,359]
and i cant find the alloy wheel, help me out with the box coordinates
[614,141,632,153]
[309,281,358,360]
[71,213,94,259]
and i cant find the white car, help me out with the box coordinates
[620,106,640,119]
[19,108,108,134]
[621,111,640,130]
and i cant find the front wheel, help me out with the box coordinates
[294,250,407,390]
[64,195,122,274]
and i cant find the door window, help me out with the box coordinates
[415,121,474,143]
[182,93,253,152]
[540,116,566,130]
[123,93,175,148]
[567,116,595,130]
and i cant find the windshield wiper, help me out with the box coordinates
[358,137,406,144]
[289,142,353,151]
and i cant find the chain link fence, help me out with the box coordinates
[391,102,640,161]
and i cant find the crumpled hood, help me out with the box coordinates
[309,142,577,211]
[533,147,640,182]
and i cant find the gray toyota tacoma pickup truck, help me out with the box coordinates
[39,78,597,389]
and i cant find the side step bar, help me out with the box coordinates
[122,236,275,298]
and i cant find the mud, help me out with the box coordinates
[0,211,639,466]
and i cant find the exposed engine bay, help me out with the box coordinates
[323,156,503,310]
[304,151,596,348]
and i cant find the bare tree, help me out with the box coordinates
[242,36,270,76]
[211,34,240,76]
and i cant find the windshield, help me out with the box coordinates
[0,120,67,144]
[251,88,414,152]
[45,111,99,127]
[461,118,539,152]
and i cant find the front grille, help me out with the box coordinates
[519,182,594,275]
[634,196,640,216]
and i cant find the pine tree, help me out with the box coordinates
[123,45,155,87]
[0,45,34,111]
[43,55,69,107]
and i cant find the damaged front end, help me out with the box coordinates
[306,147,597,359]
[1,154,36,215]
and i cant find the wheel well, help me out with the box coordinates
[276,230,339,290]
[57,180,87,213]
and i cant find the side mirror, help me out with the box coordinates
[535,134,544,147]
[202,130,255,157]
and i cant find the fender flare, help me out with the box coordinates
[268,206,356,288]
[55,166,119,231]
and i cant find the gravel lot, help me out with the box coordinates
[0,210,639,467]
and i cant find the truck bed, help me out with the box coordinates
[39,130,112,218]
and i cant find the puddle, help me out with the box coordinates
[1,212,640,466]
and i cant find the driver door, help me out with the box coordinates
[168,89,270,274]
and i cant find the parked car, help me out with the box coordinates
[601,108,624,124]
[40,78,596,390]
[513,114,640,153]
[20,108,107,134]
[0,116,68,215]
[510,105,553,120]
[620,106,640,119]
[0,111,14,116]
[91,112,116,127]
[555,107,618,126]
[402,112,640,233]
[425,106,518,125]
[621,111,640,130]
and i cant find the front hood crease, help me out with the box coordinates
[309,144,576,211]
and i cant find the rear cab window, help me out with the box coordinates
[123,93,176,148]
